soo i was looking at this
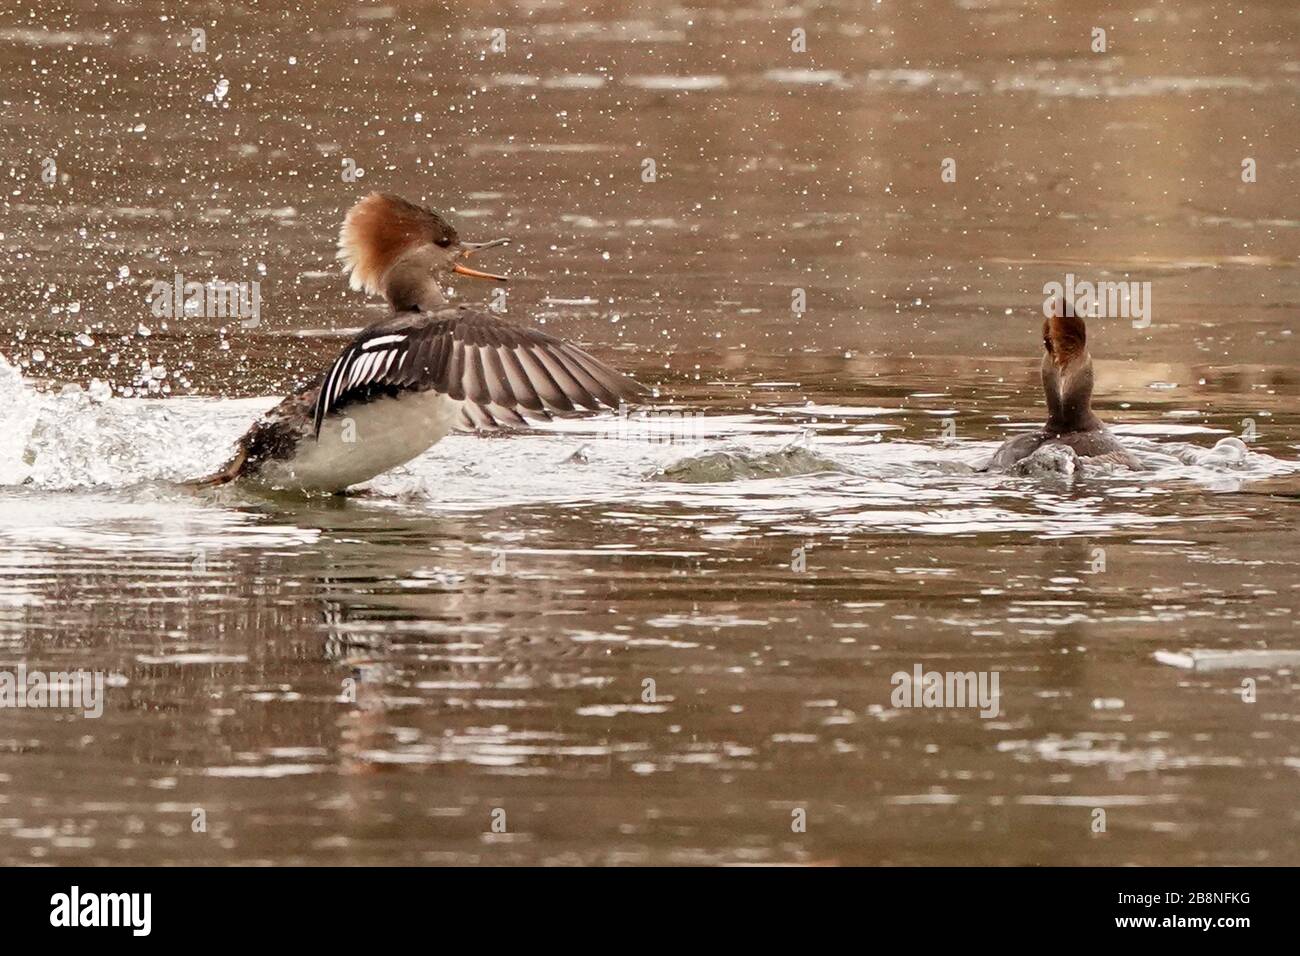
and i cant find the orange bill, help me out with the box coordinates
[452,262,508,282]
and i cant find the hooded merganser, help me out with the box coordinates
[192,193,645,493]
[985,296,1142,471]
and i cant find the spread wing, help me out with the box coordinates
[312,306,646,437]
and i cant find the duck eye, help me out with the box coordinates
[434,236,453,248]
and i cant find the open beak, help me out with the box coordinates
[453,238,511,283]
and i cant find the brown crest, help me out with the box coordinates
[336,193,459,296]
[1042,296,1087,368]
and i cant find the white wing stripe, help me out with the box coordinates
[334,350,358,404]
[357,353,376,386]
[322,351,349,414]
[355,353,375,387]
[345,353,366,387]
[317,342,409,434]
[348,353,372,389]
[363,350,390,384]
[361,334,407,350]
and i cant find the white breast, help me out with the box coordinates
[256,390,463,493]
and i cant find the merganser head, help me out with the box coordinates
[1040,295,1099,432]
[1042,295,1087,371]
[336,192,510,311]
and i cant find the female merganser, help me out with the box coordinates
[192,193,645,492]
[985,297,1142,471]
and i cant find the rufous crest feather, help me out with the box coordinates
[336,193,459,296]
[1042,296,1087,369]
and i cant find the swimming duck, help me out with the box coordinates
[192,193,645,492]
[985,297,1142,471]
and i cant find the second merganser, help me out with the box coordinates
[192,193,645,492]
[985,297,1142,471]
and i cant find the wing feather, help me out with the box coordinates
[497,346,544,412]
[462,343,490,405]
[531,346,600,410]
[513,345,576,412]
[553,344,623,407]
[479,346,516,407]
[311,306,644,438]
[444,339,467,401]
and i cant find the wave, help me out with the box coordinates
[1,355,1296,510]
[650,440,847,483]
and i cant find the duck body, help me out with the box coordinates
[235,382,463,493]
[201,304,642,494]
[191,194,643,493]
[986,426,1139,472]
[986,302,1142,472]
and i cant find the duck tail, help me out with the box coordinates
[182,442,249,488]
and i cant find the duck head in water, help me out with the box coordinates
[1041,296,1103,436]
[336,192,510,311]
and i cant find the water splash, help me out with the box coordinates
[1,357,1296,539]
[0,352,258,489]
